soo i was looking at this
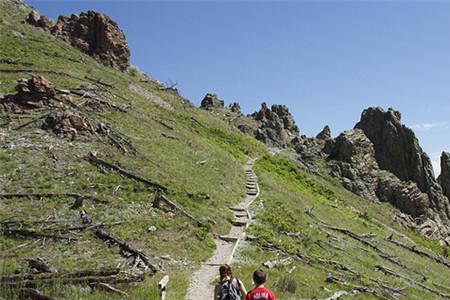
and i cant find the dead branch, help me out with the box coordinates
[13,113,49,130]
[20,288,55,300]
[155,194,205,227]
[1,228,76,242]
[0,192,106,208]
[318,221,426,279]
[190,117,206,128]
[92,282,128,296]
[84,76,113,88]
[26,257,57,274]
[80,211,159,273]
[85,152,167,191]
[152,118,174,130]
[161,132,177,140]
[385,235,450,269]
[375,264,450,298]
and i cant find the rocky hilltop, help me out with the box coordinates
[27,9,130,71]
[293,107,450,242]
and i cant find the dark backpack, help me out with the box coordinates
[220,278,241,300]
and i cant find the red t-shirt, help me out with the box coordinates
[246,287,277,300]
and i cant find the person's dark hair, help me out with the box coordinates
[253,269,266,285]
[219,264,232,280]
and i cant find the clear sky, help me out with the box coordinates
[29,0,450,175]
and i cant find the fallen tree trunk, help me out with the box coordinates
[318,221,426,279]
[0,192,105,208]
[155,194,206,227]
[80,211,159,273]
[20,288,55,300]
[1,268,120,283]
[375,264,450,298]
[385,235,450,269]
[1,228,76,242]
[85,153,167,191]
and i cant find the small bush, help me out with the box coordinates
[276,275,297,293]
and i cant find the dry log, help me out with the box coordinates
[0,192,106,208]
[156,194,206,227]
[27,257,57,274]
[1,268,120,283]
[80,211,159,273]
[318,222,426,279]
[1,228,76,242]
[385,235,450,269]
[153,118,174,130]
[375,264,450,298]
[92,282,128,296]
[85,153,167,191]
[161,132,177,140]
[13,114,49,130]
[190,117,206,128]
[20,288,55,300]
[84,76,113,88]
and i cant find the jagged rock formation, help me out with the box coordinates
[355,107,450,220]
[316,125,331,140]
[0,75,55,112]
[439,152,450,200]
[293,107,450,240]
[27,10,130,71]
[200,93,224,110]
[251,102,299,147]
[229,102,241,114]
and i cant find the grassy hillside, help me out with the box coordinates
[0,1,266,298]
[1,1,450,300]
[235,154,450,299]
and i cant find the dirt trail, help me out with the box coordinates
[186,159,260,300]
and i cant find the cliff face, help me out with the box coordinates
[27,10,130,71]
[439,152,450,201]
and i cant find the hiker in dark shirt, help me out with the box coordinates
[214,264,247,300]
[246,270,277,300]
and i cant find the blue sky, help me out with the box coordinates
[29,0,450,175]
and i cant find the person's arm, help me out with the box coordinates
[214,284,220,300]
[238,279,247,297]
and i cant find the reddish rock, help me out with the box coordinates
[1,75,55,112]
[26,11,53,30]
[43,108,94,140]
[51,11,130,71]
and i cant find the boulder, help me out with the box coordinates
[0,75,55,112]
[251,102,299,147]
[438,152,450,200]
[200,93,224,110]
[43,108,95,140]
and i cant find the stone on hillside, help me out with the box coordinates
[438,152,450,200]
[0,75,55,112]
[43,108,95,140]
[200,93,224,110]
[26,10,53,30]
[316,125,331,140]
[252,102,299,147]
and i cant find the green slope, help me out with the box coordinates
[1,1,450,299]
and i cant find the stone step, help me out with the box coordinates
[231,220,248,226]
[246,184,257,189]
[234,212,248,218]
[247,190,258,196]
[219,235,239,242]
[230,206,246,212]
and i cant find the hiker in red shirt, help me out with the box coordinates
[246,270,277,300]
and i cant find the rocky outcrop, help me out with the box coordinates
[26,11,52,30]
[251,103,299,147]
[229,102,241,114]
[355,107,431,192]
[0,75,55,112]
[438,152,450,200]
[43,108,95,140]
[355,107,450,220]
[27,10,130,71]
[316,125,331,140]
[200,93,224,110]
